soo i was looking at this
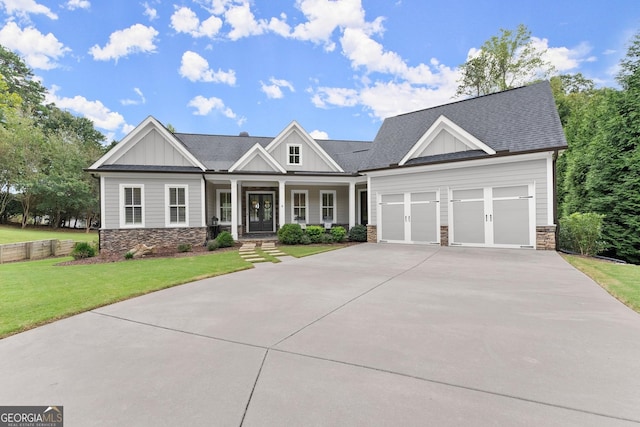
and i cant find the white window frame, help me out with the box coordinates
[119,184,145,228]
[165,184,189,227]
[216,189,232,224]
[319,190,336,224]
[287,143,302,165]
[291,190,308,224]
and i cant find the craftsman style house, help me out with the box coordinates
[88,82,566,253]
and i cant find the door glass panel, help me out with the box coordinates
[411,192,436,202]
[453,188,483,200]
[263,196,272,221]
[381,204,404,241]
[452,200,484,244]
[382,194,404,203]
[493,199,530,245]
[493,185,528,198]
[249,196,260,222]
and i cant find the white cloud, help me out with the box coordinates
[290,0,384,51]
[46,85,130,133]
[260,78,294,99]
[603,49,616,55]
[309,129,329,140]
[66,0,89,10]
[179,51,236,85]
[0,22,69,69]
[0,0,57,19]
[120,87,146,106]
[533,37,594,73]
[310,87,359,109]
[170,6,222,38]
[89,24,158,61]
[225,2,268,40]
[187,95,245,125]
[142,2,157,20]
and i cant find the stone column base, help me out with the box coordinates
[536,225,557,250]
[366,225,377,243]
[440,225,449,246]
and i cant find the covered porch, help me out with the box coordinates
[205,174,368,240]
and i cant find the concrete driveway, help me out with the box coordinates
[1,244,639,426]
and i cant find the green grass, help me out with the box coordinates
[563,254,640,313]
[277,243,347,258]
[0,224,98,244]
[0,251,251,338]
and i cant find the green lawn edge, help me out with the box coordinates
[562,254,640,313]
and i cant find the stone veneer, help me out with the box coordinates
[536,225,557,250]
[366,225,377,242]
[100,227,207,254]
[440,226,449,246]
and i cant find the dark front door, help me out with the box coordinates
[248,193,274,232]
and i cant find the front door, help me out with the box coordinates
[248,193,274,232]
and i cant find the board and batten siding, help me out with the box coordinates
[369,157,549,227]
[269,131,335,172]
[102,174,204,229]
[113,128,193,167]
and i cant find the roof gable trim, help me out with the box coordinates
[89,116,206,171]
[265,121,344,172]
[398,115,496,166]
[228,143,287,173]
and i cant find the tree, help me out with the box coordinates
[0,45,46,114]
[456,24,554,97]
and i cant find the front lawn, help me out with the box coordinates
[0,224,97,244]
[0,251,251,338]
[563,254,640,313]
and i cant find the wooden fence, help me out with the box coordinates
[0,239,75,264]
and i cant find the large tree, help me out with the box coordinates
[456,24,554,97]
[0,45,46,114]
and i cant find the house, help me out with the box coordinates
[88,81,566,253]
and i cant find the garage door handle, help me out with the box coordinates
[485,214,493,222]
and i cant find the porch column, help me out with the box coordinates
[230,179,238,240]
[348,181,356,230]
[278,180,286,229]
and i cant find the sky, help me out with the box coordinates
[0,0,638,143]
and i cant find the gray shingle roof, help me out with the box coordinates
[361,81,567,170]
[173,133,372,173]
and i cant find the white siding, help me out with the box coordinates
[103,174,203,229]
[284,185,349,224]
[370,158,549,227]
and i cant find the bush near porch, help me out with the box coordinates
[277,223,348,245]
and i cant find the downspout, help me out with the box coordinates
[553,150,559,251]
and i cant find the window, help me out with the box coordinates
[291,190,308,222]
[218,190,232,223]
[166,186,188,226]
[121,185,144,227]
[287,144,301,165]
[320,190,336,223]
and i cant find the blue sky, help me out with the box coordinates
[0,0,637,143]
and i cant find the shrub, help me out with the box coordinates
[300,234,311,245]
[305,225,325,243]
[71,241,96,260]
[320,233,334,244]
[215,231,234,248]
[207,240,220,251]
[278,223,303,245]
[559,212,607,256]
[330,226,346,243]
[177,243,192,253]
[348,224,368,242]
[124,251,134,260]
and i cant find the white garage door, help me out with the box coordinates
[380,191,439,244]
[450,185,534,248]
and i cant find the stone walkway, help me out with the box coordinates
[239,242,288,263]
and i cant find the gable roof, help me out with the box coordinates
[229,143,287,173]
[89,116,206,171]
[361,81,567,171]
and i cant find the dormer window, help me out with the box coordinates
[287,144,301,165]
